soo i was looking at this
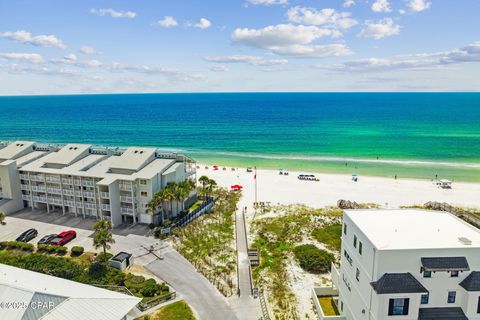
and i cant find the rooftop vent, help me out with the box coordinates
[459,237,472,245]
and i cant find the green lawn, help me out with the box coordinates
[312,223,342,252]
[187,200,204,213]
[138,301,196,320]
[318,296,340,316]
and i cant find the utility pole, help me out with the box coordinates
[254,166,258,204]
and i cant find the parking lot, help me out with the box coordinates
[0,208,160,257]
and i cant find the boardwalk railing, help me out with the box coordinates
[161,196,214,234]
[259,290,271,320]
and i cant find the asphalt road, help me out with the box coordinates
[146,248,239,320]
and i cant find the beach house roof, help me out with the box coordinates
[371,273,428,294]
[0,141,35,161]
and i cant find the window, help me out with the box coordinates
[451,271,459,277]
[359,241,363,255]
[140,191,148,197]
[353,235,357,248]
[448,291,456,303]
[477,296,480,313]
[423,270,432,278]
[388,298,409,316]
[356,268,360,281]
[421,293,429,305]
[343,223,347,235]
[140,179,147,185]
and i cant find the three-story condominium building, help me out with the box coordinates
[0,141,196,227]
[333,209,480,320]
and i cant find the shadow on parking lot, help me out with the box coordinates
[9,208,150,237]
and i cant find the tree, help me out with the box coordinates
[198,176,210,196]
[207,179,217,197]
[293,244,334,274]
[163,183,177,218]
[177,180,195,212]
[93,219,115,256]
[0,212,6,225]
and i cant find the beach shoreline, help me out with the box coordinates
[196,163,480,209]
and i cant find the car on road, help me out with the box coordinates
[50,230,76,246]
[16,228,38,242]
[37,234,58,245]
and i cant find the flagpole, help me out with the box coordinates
[254,166,257,204]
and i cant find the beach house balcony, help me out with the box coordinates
[120,195,133,203]
[21,194,30,201]
[101,204,111,211]
[120,207,134,214]
[100,192,110,199]
[20,184,29,190]
[19,173,29,180]
[119,183,133,191]
[311,263,345,320]
[46,175,60,183]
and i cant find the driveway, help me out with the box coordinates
[146,247,238,320]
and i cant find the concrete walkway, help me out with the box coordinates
[146,247,238,320]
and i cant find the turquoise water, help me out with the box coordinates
[0,93,479,181]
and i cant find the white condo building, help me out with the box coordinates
[328,209,480,320]
[0,141,196,227]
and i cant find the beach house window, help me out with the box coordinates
[448,291,456,303]
[353,235,357,248]
[423,270,432,278]
[140,179,147,185]
[388,298,409,316]
[141,191,148,197]
[451,271,459,277]
[359,241,363,255]
[356,268,360,281]
[343,223,347,235]
[421,293,429,304]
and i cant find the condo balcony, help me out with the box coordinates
[63,189,75,196]
[21,194,30,201]
[119,183,133,191]
[82,180,95,187]
[30,175,45,182]
[19,174,29,180]
[84,203,97,210]
[120,207,134,214]
[62,178,73,185]
[47,187,62,194]
[32,196,47,202]
[101,204,111,211]
[46,176,60,183]
[20,184,29,190]
[100,192,110,199]
[120,196,133,202]
[31,185,46,192]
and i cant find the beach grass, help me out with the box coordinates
[136,300,195,320]
[312,224,342,252]
[318,296,340,316]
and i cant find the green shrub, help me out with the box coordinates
[55,246,67,255]
[0,241,8,249]
[95,252,113,263]
[293,244,334,274]
[1,241,34,251]
[20,243,34,251]
[312,223,342,251]
[71,246,84,257]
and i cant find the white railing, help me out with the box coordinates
[101,204,111,210]
[84,203,97,209]
[30,175,45,182]
[83,180,95,187]
[120,196,133,202]
[74,179,82,186]
[64,200,75,207]
[47,187,62,194]
[62,178,73,185]
[120,207,134,214]
[100,192,110,199]
[22,194,31,201]
[331,263,340,288]
[119,183,132,191]
[33,196,47,202]
[19,174,29,180]
[31,185,46,192]
[83,191,95,198]
[63,189,75,196]
[46,176,60,183]
[49,198,63,205]
[20,184,30,190]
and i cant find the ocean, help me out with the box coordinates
[0,92,479,181]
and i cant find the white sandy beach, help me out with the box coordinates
[197,164,480,210]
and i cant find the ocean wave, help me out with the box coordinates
[187,150,480,169]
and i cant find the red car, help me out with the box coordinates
[50,230,76,246]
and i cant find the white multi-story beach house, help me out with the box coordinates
[317,209,480,320]
[0,141,196,226]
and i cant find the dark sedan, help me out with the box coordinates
[16,228,38,242]
[37,234,57,245]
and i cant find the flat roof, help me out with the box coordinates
[0,141,35,160]
[345,209,480,250]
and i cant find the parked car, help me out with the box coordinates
[37,234,58,245]
[16,228,38,242]
[50,230,76,246]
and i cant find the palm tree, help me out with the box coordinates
[198,176,210,197]
[92,219,115,257]
[164,183,177,218]
[146,195,162,225]
[178,180,195,212]
[207,178,217,198]
[0,212,5,225]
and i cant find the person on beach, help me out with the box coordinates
[395,174,397,180]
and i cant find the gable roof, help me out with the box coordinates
[371,273,428,294]
[421,257,470,272]
[459,271,480,291]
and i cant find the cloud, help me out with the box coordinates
[90,8,136,19]
[407,0,431,12]
[204,55,288,66]
[344,0,355,8]
[64,53,77,61]
[0,52,44,64]
[157,16,178,28]
[246,0,288,5]
[322,41,480,72]
[79,46,96,54]
[232,24,350,58]
[0,30,66,49]
[371,0,392,13]
[195,18,211,29]
[209,65,229,72]
[358,18,400,40]
[286,7,357,29]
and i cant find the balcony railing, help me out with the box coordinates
[120,196,133,202]
[101,204,111,210]
[100,192,110,199]
[31,186,46,192]
[47,187,62,194]
[21,194,31,201]
[64,200,75,207]
[33,196,47,202]
[83,180,95,187]
[62,178,73,185]
[119,183,133,191]
[46,176,60,183]
[74,179,82,186]
[84,203,97,209]
[20,184,30,190]
[120,207,134,214]
[83,191,95,198]
[63,189,75,196]
[49,197,63,205]
[19,174,29,180]
[30,175,45,182]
